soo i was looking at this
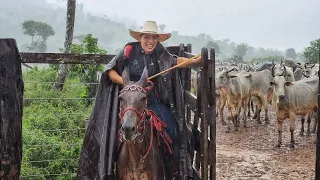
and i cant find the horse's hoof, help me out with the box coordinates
[257,120,262,124]
[276,144,281,148]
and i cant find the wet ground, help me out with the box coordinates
[214,105,317,180]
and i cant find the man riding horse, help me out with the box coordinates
[77,20,201,179]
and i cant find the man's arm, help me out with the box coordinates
[176,56,201,68]
[107,69,123,85]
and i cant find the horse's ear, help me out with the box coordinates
[122,66,130,86]
[137,66,148,86]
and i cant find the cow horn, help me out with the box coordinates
[311,64,315,68]
[227,68,237,73]
[245,65,250,72]
[281,65,287,77]
[271,65,275,77]
[280,58,283,65]
[302,72,310,78]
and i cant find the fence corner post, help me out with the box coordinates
[0,38,24,179]
[200,47,209,180]
[316,69,320,180]
[209,48,216,180]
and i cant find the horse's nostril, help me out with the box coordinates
[131,126,136,132]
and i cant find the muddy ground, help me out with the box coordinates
[213,105,317,180]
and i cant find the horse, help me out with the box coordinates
[116,66,173,180]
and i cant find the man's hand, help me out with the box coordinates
[192,55,201,64]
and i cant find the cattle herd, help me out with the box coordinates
[192,58,319,148]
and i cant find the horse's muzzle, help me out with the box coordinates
[121,124,138,142]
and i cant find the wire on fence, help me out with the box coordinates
[24,81,99,85]
[24,113,89,116]
[41,128,86,132]
[20,173,76,178]
[24,98,95,100]
[23,143,80,147]
[21,80,95,176]
[22,159,79,163]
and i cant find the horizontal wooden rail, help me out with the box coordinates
[19,45,192,64]
[20,52,115,64]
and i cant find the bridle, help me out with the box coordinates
[118,80,173,161]
[118,80,154,142]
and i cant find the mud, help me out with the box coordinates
[214,105,316,180]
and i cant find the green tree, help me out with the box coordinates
[251,55,284,63]
[21,20,55,52]
[21,67,91,180]
[233,43,249,62]
[55,34,107,105]
[54,0,77,91]
[303,39,320,63]
[205,41,220,55]
[285,48,297,59]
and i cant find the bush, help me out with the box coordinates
[21,67,93,179]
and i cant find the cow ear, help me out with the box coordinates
[285,82,293,86]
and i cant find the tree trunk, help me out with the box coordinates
[0,38,24,180]
[54,0,76,91]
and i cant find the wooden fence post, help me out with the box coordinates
[0,39,24,179]
[316,68,320,180]
[209,48,216,180]
[200,47,209,180]
[185,44,192,124]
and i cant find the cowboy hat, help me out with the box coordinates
[129,20,171,42]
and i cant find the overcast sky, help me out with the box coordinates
[52,0,319,52]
